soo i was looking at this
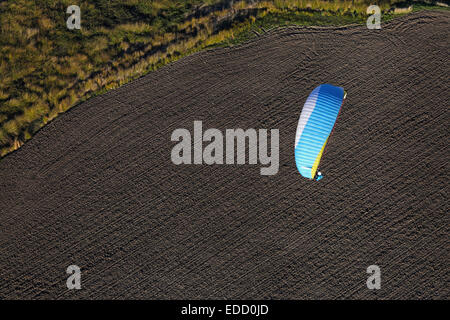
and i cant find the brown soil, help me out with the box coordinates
[0,11,448,299]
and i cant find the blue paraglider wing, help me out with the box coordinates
[294,84,345,179]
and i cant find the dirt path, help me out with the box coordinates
[0,10,448,299]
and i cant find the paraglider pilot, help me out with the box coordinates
[315,171,323,181]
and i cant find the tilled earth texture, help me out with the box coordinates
[0,11,449,299]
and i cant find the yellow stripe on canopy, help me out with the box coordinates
[311,137,328,178]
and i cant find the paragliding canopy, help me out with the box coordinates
[294,84,345,180]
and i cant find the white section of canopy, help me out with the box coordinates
[294,87,320,147]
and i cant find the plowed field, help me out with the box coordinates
[0,11,448,299]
